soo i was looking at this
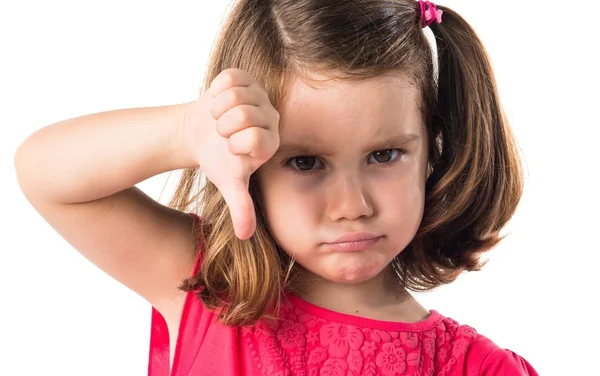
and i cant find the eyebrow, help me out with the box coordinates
[275,133,421,157]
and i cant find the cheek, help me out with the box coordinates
[375,171,426,234]
[264,188,315,222]
[258,171,320,241]
[386,179,424,209]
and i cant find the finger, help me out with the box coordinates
[217,179,257,240]
[208,68,256,98]
[216,105,267,138]
[210,86,261,121]
[228,127,278,159]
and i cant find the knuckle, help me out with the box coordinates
[209,101,222,120]
[216,118,230,137]
[236,107,253,124]
[239,69,256,83]
[221,70,237,89]
[272,109,280,124]
[228,138,242,155]
[253,86,267,100]
[265,134,279,157]
[227,87,245,105]
[247,128,261,150]
[229,129,258,155]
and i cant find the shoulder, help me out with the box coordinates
[463,331,539,376]
[433,313,538,375]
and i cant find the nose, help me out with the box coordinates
[326,173,374,222]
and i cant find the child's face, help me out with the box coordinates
[257,72,428,285]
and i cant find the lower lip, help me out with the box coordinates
[324,236,382,252]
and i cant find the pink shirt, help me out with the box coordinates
[148,240,538,375]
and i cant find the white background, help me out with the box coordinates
[1,1,598,375]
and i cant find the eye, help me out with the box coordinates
[288,156,323,172]
[368,149,402,164]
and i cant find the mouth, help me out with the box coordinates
[324,233,383,252]
[330,232,382,243]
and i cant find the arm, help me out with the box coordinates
[14,102,199,318]
[479,348,539,376]
[464,334,539,376]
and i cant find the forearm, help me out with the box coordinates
[14,103,197,204]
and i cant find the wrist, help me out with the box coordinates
[168,101,199,170]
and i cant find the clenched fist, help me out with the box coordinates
[182,68,280,240]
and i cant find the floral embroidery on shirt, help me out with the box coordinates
[376,343,406,375]
[242,298,478,375]
[279,320,307,349]
[320,323,364,357]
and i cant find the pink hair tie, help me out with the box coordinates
[419,0,443,28]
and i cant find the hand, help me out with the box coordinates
[182,68,280,239]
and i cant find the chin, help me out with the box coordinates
[320,265,386,284]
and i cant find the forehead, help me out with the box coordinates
[277,73,423,145]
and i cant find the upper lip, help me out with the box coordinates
[329,232,382,244]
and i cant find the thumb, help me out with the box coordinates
[217,178,257,240]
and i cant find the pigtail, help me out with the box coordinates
[398,5,524,290]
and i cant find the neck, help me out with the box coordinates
[293,265,429,322]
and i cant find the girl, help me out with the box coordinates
[15,0,538,375]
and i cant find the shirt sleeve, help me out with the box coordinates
[479,348,539,376]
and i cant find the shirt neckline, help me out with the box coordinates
[284,291,443,332]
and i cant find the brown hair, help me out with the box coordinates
[169,0,524,326]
